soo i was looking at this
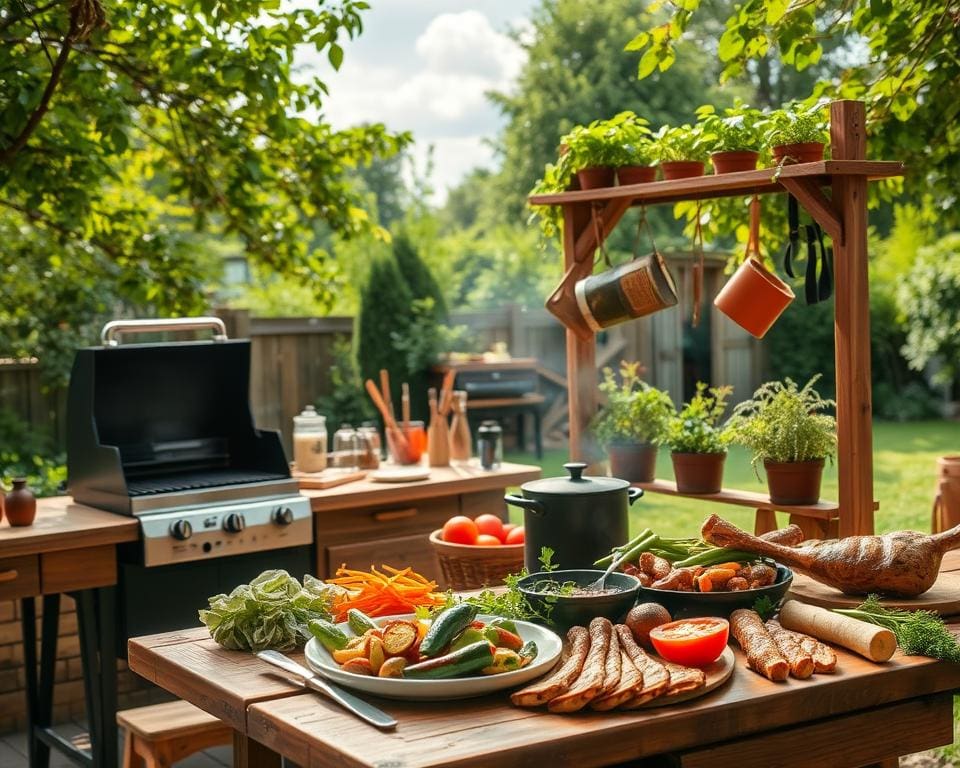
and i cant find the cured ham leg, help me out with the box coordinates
[701,514,960,597]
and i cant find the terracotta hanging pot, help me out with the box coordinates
[4,478,36,527]
[659,161,705,180]
[671,452,726,494]
[608,441,657,483]
[933,456,960,532]
[577,167,616,190]
[772,142,825,165]
[764,459,824,505]
[714,257,794,338]
[617,165,657,185]
[711,150,759,174]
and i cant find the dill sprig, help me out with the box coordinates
[836,595,960,663]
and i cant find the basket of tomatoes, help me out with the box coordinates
[430,514,525,591]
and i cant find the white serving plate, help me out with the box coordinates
[304,613,562,701]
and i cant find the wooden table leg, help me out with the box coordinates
[233,731,281,768]
[754,509,777,535]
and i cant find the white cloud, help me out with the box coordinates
[415,10,525,83]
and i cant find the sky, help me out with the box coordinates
[301,1,539,203]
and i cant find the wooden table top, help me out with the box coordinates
[128,553,960,768]
[302,461,541,513]
[0,496,139,557]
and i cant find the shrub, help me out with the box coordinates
[665,383,733,454]
[392,233,447,319]
[315,336,375,430]
[729,375,836,474]
[592,361,674,445]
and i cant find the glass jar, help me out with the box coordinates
[477,420,502,470]
[292,405,327,473]
[357,424,381,470]
[332,424,360,470]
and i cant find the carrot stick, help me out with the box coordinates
[380,369,394,419]
[779,600,897,662]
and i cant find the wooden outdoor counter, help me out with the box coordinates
[129,555,960,768]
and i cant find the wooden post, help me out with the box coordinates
[831,100,875,536]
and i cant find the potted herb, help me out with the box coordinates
[729,376,836,505]
[559,112,655,189]
[764,103,829,164]
[652,124,709,180]
[697,104,766,174]
[665,383,733,494]
[610,112,656,186]
[592,361,674,483]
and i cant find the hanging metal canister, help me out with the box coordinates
[574,252,678,333]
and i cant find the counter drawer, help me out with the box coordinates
[0,555,40,600]
[314,496,460,539]
[324,533,440,583]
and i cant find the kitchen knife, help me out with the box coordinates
[256,650,397,729]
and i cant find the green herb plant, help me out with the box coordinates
[652,124,709,163]
[836,595,960,662]
[665,382,733,455]
[752,595,777,622]
[696,104,766,153]
[199,570,347,652]
[728,374,836,476]
[764,102,829,148]
[461,547,570,623]
[592,361,674,446]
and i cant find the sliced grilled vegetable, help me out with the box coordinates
[482,648,523,675]
[483,625,524,651]
[419,603,479,657]
[518,640,539,667]
[367,637,386,675]
[378,657,407,678]
[309,619,349,652]
[489,618,519,634]
[403,640,495,680]
[381,619,419,656]
[449,627,487,652]
[347,609,379,635]
[341,657,373,675]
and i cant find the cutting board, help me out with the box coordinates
[293,469,367,490]
[788,570,960,615]
[641,646,735,708]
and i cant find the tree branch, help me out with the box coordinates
[0,196,123,260]
[0,0,64,35]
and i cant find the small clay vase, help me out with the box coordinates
[5,478,37,527]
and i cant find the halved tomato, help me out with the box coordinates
[648,617,729,667]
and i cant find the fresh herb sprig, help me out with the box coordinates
[836,595,960,662]
[752,595,777,621]
[462,547,566,623]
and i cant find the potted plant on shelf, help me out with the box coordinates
[764,103,829,164]
[592,361,674,483]
[612,112,657,186]
[729,375,836,505]
[697,104,766,174]
[665,383,733,494]
[652,124,709,180]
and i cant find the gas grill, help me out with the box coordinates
[66,317,314,643]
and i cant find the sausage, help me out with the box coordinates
[729,609,789,682]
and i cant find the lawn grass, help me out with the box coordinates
[505,420,958,538]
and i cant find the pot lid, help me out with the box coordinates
[520,462,630,496]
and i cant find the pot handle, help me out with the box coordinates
[627,487,644,505]
[504,494,545,516]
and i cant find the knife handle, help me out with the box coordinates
[306,676,397,730]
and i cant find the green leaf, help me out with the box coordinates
[328,43,344,70]
[624,31,649,52]
[765,0,789,24]
[718,27,745,62]
[637,47,661,79]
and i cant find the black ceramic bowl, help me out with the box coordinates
[517,570,641,630]
[636,564,793,619]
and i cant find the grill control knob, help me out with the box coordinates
[273,507,294,526]
[170,519,193,541]
[223,513,246,534]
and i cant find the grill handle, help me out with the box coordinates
[101,317,228,346]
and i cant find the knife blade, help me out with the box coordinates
[256,650,397,730]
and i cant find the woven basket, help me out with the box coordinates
[428,529,524,591]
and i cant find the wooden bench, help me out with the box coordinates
[117,700,231,768]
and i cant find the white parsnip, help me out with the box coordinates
[779,600,896,662]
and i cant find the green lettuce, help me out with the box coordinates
[199,570,346,652]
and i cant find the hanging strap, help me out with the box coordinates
[591,202,611,268]
[781,194,834,304]
[746,195,761,261]
[691,201,704,327]
[782,195,801,278]
[632,205,658,257]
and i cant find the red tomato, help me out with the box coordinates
[474,514,505,540]
[649,618,729,667]
[505,526,525,545]
[441,516,479,545]
[500,523,518,542]
[475,534,502,546]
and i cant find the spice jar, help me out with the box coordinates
[292,405,327,473]
[357,424,381,470]
[477,421,502,470]
[332,424,360,470]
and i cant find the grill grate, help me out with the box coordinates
[126,470,289,497]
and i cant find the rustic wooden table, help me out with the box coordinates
[128,553,960,768]
[1,498,139,768]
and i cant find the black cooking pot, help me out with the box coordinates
[505,462,643,570]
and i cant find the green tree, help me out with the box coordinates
[0,0,408,378]
[392,233,447,319]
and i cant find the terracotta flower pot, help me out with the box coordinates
[764,459,825,506]
[577,167,616,190]
[711,150,759,174]
[933,456,960,532]
[660,161,705,180]
[671,452,726,494]
[617,165,657,185]
[772,142,825,165]
[608,442,657,483]
[714,258,795,339]
[4,478,36,527]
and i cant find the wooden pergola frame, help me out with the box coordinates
[528,100,905,537]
